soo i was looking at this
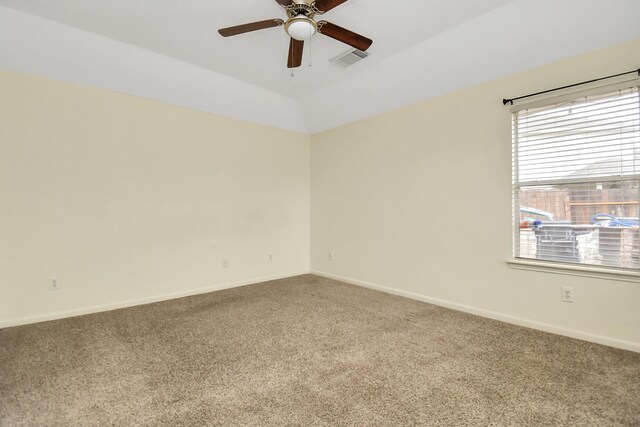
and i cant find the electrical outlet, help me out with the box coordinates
[49,278,60,291]
[329,252,334,261]
[561,287,574,303]
[268,254,273,263]
[222,259,229,269]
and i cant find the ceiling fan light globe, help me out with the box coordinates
[285,16,317,41]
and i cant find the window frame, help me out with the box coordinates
[509,75,640,282]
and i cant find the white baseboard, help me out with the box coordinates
[0,271,309,329]
[311,270,640,353]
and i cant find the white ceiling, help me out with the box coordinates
[1,0,639,133]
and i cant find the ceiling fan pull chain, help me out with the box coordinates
[308,36,312,68]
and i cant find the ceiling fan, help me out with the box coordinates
[218,0,373,69]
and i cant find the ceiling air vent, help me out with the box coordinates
[329,48,369,68]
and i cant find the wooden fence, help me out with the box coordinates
[519,188,639,223]
[519,189,571,220]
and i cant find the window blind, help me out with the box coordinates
[512,84,640,270]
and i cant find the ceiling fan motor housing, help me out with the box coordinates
[292,0,314,7]
[285,0,321,19]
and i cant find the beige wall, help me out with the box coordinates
[2,40,639,351]
[0,71,310,326]
[311,40,640,350]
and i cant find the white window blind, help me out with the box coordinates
[512,83,640,271]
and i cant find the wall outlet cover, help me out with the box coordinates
[561,286,574,303]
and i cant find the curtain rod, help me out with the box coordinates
[502,68,640,106]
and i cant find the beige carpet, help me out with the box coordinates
[1,274,639,426]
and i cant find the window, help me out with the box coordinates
[512,81,640,273]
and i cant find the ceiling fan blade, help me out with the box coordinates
[287,38,304,68]
[317,21,372,51]
[274,0,293,5]
[218,19,283,37]
[314,0,349,13]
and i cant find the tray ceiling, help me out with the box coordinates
[1,0,639,133]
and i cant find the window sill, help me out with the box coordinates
[507,259,640,283]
